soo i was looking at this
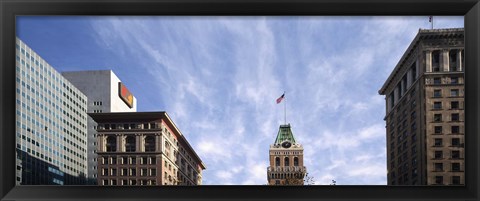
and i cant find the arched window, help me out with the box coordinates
[106,136,116,152]
[144,136,155,152]
[432,50,440,72]
[275,157,280,166]
[125,136,136,152]
[449,50,458,71]
[294,157,299,166]
[284,157,289,166]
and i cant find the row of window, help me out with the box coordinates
[101,179,156,186]
[101,167,156,177]
[433,125,462,134]
[432,101,462,110]
[98,123,158,130]
[430,49,464,72]
[433,150,462,159]
[433,162,463,172]
[274,157,300,166]
[433,138,463,147]
[433,88,461,97]
[101,156,156,165]
[433,113,461,122]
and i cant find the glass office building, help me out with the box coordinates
[15,38,88,185]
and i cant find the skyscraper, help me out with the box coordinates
[89,111,206,186]
[15,38,88,185]
[379,28,464,185]
[61,70,137,184]
[267,124,306,185]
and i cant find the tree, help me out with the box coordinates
[284,172,315,185]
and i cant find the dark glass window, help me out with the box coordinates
[433,89,442,97]
[452,163,461,172]
[451,113,460,121]
[451,126,460,134]
[434,126,442,134]
[144,136,155,152]
[434,114,442,122]
[434,151,443,159]
[451,101,459,109]
[434,138,443,146]
[126,136,136,152]
[435,163,443,171]
[106,136,116,152]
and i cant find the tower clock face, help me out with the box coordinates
[281,141,292,148]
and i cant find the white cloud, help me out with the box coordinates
[84,16,462,185]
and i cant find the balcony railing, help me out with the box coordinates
[267,166,306,173]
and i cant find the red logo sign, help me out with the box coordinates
[119,82,134,108]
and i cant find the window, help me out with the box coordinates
[275,157,280,166]
[130,168,136,176]
[434,151,443,159]
[144,136,156,152]
[451,138,460,147]
[450,89,459,97]
[434,138,443,146]
[435,176,443,185]
[433,102,442,109]
[433,77,441,85]
[122,168,128,176]
[102,168,108,176]
[452,176,461,185]
[452,151,460,159]
[284,157,290,166]
[141,168,148,176]
[435,163,443,171]
[452,163,461,172]
[451,101,459,109]
[125,136,136,152]
[451,126,460,134]
[451,113,460,122]
[451,77,458,84]
[294,157,299,166]
[141,157,148,165]
[434,114,442,122]
[150,157,156,165]
[433,89,442,97]
[434,126,442,134]
[432,51,440,71]
[106,136,116,152]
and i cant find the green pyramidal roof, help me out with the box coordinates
[274,124,296,144]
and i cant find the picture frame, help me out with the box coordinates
[1,0,479,200]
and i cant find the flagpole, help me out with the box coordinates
[284,91,286,125]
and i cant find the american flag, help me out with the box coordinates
[276,93,285,104]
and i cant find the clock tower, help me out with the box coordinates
[267,124,306,185]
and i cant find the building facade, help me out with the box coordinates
[15,38,88,185]
[62,70,137,184]
[89,112,206,186]
[379,28,464,185]
[267,124,306,185]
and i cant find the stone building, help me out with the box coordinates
[89,111,206,186]
[379,28,464,185]
[267,124,306,185]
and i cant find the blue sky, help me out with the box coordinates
[17,16,463,185]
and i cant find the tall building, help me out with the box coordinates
[89,111,206,186]
[61,70,137,184]
[379,28,464,185]
[267,124,306,185]
[15,38,88,185]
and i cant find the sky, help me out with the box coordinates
[16,16,464,185]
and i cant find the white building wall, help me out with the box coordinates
[61,70,137,184]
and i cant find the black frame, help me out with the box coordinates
[1,0,479,201]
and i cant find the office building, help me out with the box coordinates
[15,38,88,185]
[267,124,306,185]
[379,28,464,185]
[62,70,137,184]
[89,111,206,186]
